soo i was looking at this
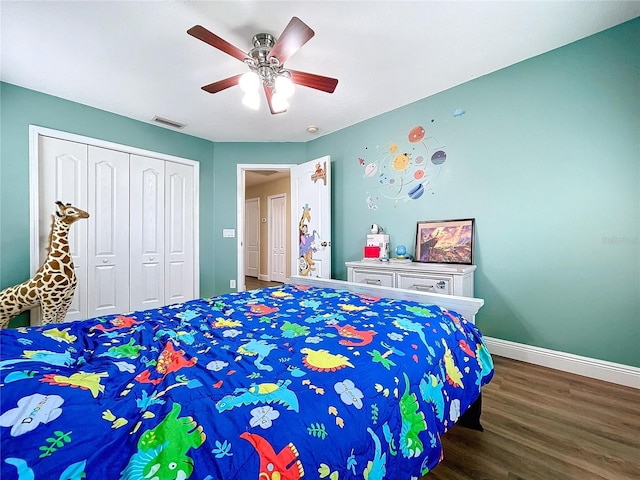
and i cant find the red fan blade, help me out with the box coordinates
[268,17,314,64]
[187,25,249,62]
[289,70,338,93]
[201,74,243,94]
[263,85,286,115]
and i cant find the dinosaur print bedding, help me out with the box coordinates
[0,283,493,480]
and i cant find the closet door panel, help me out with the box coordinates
[38,136,88,323]
[87,146,130,318]
[165,162,194,304]
[130,155,165,311]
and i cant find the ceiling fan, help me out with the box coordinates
[188,17,338,114]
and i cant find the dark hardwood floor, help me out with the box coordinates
[244,276,282,290]
[427,356,640,480]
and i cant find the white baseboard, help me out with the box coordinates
[484,336,640,389]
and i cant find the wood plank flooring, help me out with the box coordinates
[427,355,640,479]
[244,276,282,290]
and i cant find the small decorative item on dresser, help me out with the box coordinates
[415,218,474,265]
[391,244,412,263]
[363,245,381,260]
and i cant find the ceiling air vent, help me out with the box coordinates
[152,116,186,129]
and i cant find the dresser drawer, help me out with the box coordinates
[396,273,452,295]
[351,269,395,288]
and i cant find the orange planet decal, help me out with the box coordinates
[408,126,425,143]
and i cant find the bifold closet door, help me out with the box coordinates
[37,135,197,323]
[38,136,89,322]
[130,155,166,311]
[165,161,195,304]
[86,146,130,318]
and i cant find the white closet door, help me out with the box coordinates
[130,155,165,311]
[165,161,195,304]
[87,146,130,318]
[38,136,88,322]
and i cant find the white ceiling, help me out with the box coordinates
[2,1,638,143]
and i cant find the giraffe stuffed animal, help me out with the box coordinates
[0,201,89,329]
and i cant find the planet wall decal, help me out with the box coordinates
[408,183,424,200]
[359,124,447,207]
[431,150,446,165]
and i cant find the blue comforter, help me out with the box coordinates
[0,284,493,479]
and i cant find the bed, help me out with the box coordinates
[0,276,493,480]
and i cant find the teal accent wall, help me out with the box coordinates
[1,19,638,367]
[307,18,640,367]
[0,83,216,326]
[210,142,306,293]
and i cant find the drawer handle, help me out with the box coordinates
[412,281,446,291]
[364,279,382,285]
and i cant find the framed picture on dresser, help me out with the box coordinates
[415,218,475,264]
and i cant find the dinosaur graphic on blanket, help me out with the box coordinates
[120,402,205,480]
[392,317,429,349]
[0,349,75,369]
[92,315,142,332]
[99,338,145,360]
[216,379,299,413]
[238,339,277,371]
[240,432,304,480]
[41,371,108,398]
[136,341,197,385]
[399,373,427,458]
[329,324,377,346]
[419,372,445,422]
[363,427,387,480]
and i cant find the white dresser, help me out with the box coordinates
[346,260,476,297]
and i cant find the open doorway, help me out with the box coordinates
[236,164,294,292]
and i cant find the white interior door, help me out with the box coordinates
[165,161,195,304]
[244,197,260,278]
[268,193,287,283]
[291,156,332,278]
[130,155,165,311]
[37,136,88,322]
[87,146,130,318]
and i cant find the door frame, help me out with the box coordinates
[236,164,295,292]
[29,125,201,319]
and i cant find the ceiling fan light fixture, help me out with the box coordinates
[239,71,260,93]
[242,91,261,110]
[271,92,289,113]
[274,75,294,98]
[188,18,338,115]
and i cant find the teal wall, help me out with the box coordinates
[210,142,306,293]
[307,18,640,367]
[1,19,638,367]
